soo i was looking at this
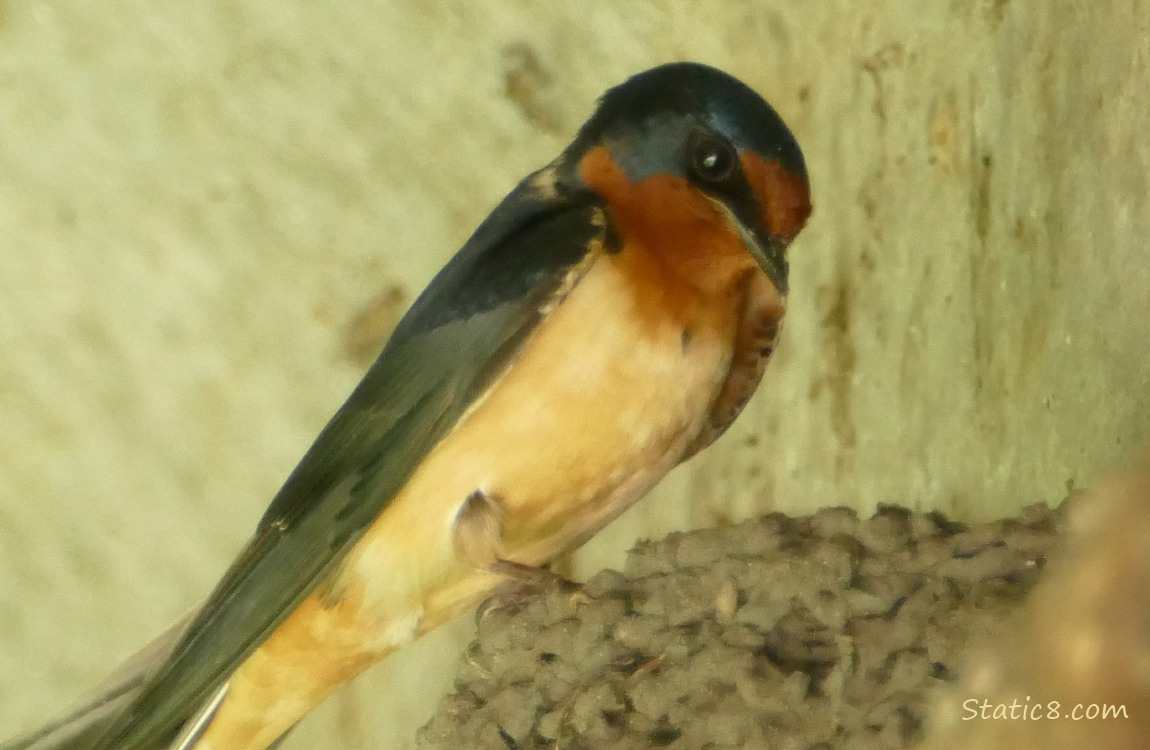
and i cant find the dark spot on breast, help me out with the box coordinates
[602,209,623,254]
[681,328,693,351]
[759,345,774,357]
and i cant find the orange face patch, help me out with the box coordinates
[740,151,812,244]
[576,145,759,294]
[577,144,720,229]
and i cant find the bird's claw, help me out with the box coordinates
[475,559,588,624]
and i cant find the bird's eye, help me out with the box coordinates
[689,132,737,184]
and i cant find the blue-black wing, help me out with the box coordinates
[8,170,602,750]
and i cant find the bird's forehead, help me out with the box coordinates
[710,106,808,181]
[740,150,812,243]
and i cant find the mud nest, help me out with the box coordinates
[416,503,1065,750]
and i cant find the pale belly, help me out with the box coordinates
[194,251,741,749]
[343,250,739,638]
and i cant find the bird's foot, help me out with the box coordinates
[476,559,589,624]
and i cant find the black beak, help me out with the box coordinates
[745,226,790,296]
[706,195,791,296]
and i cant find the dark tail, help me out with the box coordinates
[2,616,190,750]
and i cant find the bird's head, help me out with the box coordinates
[557,62,811,295]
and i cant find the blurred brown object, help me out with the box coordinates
[926,469,1150,749]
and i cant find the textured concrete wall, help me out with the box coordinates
[1,1,1147,747]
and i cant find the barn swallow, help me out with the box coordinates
[4,61,811,750]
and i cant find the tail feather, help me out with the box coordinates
[2,613,192,750]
